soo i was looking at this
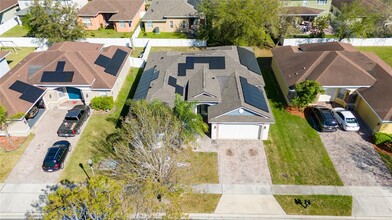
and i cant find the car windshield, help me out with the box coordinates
[346,118,357,124]
[43,161,56,167]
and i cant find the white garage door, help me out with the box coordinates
[217,124,261,139]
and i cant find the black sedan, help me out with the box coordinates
[42,140,71,172]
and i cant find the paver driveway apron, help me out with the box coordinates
[319,124,392,187]
[5,108,87,184]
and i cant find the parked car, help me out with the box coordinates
[42,140,71,172]
[57,105,90,137]
[25,106,39,119]
[332,107,360,131]
[310,106,338,132]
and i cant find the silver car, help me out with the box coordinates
[332,107,360,131]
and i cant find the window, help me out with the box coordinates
[170,21,174,28]
[182,20,186,29]
[82,18,91,27]
[317,0,327,5]
[303,0,308,6]
[118,21,126,28]
[146,21,153,28]
[337,89,346,100]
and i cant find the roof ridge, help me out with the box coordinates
[338,51,377,82]
[301,51,332,81]
[77,51,109,88]
[65,52,95,85]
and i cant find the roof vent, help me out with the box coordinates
[302,67,306,69]
[295,72,299,75]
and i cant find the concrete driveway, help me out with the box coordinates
[5,108,86,184]
[319,119,392,186]
[217,140,272,184]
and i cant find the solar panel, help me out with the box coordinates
[177,56,225,77]
[9,80,30,93]
[104,49,128,76]
[239,77,269,112]
[94,55,111,67]
[178,63,187,76]
[19,86,45,103]
[237,47,261,75]
[175,85,184,95]
[56,61,66,72]
[168,76,177,87]
[41,71,74,82]
[133,68,159,99]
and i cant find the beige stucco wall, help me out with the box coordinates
[79,14,105,31]
[114,2,145,32]
[111,57,131,100]
[7,119,30,136]
[271,58,290,103]
[356,95,382,133]
[144,18,189,32]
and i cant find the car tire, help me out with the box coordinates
[77,128,81,134]
[61,162,64,169]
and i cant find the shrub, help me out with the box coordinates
[90,96,114,111]
[374,132,392,145]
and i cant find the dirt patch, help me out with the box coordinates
[0,136,27,151]
[285,106,305,118]
[249,148,258,156]
[226,149,233,156]
[373,144,392,156]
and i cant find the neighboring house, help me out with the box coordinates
[142,0,200,33]
[0,51,11,78]
[0,42,131,136]
[17,0,87,10]
[77,0,145,32]
[281,0,332,20]
[134,46,274,140]
[0,0,19,24]
[271,42,392,134]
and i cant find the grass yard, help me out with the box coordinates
[60,68,142,182]
[256,49,343,185]
[84,29,133,38]
[356,47,392,66]
[130,47,145,58]
[0,134,35,182]
[1,47,36,69]
[175,148,219,184]
[0,25,29,37]
[274,195,352,216]
[138,31,189,39]
[376,149,392,175]
[181,194,221,213]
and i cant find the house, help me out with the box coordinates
[134,46,274,140]
[77,0,145,32]
[271,42,392,134]
[142,0,200,33]
[0,42,131,136]
[0,51,11,78]
[17,0,87,10]
[281,0,332,20]
[0,0,19,24]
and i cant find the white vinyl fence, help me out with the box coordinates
[0,17,19,35]
[284,38,392,46]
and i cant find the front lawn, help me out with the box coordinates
[274,195,352,216]
[1,47,36,68]
[175,148,219,184]
[138,31,189,39]
[356,47,392,66]
[256,49,343,185]
[0,25,29,37]
[376,149,392,175]
[0,134,35,182]
[60,68,142,182]
[181,194,221,213]
[84,29,133,38]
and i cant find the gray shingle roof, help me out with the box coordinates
[142,0,199,21]
[136,46,274,124]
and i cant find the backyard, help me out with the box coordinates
[138,31,188,39]
[255,48,343,185]
[84,28,133,38]
[0,25,29,37]
[1,47,36,68]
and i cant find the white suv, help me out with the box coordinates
[332,107,360,131]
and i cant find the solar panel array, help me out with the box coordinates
[166,76,184,95]
[237,47,261,75]
[94,49,128,76]
[175,85,184,95]
[133,68,159,100]
[168,76,177,87]
[9,80,45,103]
[239,77,269,112]
[41,61,74,83]
[177,56,225,76]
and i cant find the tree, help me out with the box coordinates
[173,95,208,144]
[291,80,324,110]
[24,0,84,43]
[310,14,331,38]
[332,0,375,41]
[368,1,392,37]
[37,176,130,219]
[198,0,280,47]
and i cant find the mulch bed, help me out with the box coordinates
[285,106,305,118]
[0,136,27,152]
